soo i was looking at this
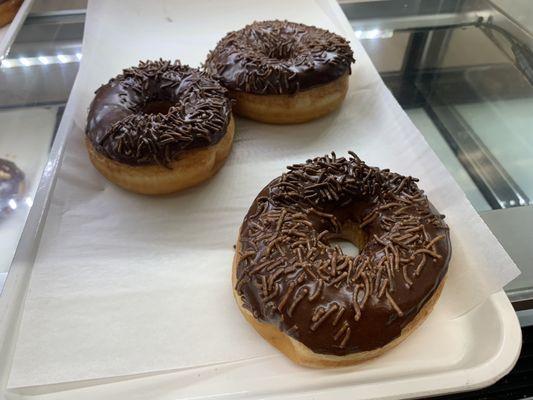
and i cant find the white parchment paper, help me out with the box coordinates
[8,0,520,389]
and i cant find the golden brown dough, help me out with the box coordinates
[0,0,23,28]
[86,117,234,195]
[230,74,349,124]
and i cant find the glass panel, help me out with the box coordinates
[406,108,492,211]
[0,5,84,292]
[454,99,533,202]
[343,0,533,212]
[0,107,57,289]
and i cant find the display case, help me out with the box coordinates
[0,0,530,398]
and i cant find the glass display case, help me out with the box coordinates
[0,0,531,398]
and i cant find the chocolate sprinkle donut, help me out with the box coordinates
[235,153,450,356]
[205,20,355,95]
[0,158,24,217]
[86,60,232,167]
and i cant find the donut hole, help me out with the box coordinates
[327,222,368,257]
[329,238,359,257]
[141,100,174,115]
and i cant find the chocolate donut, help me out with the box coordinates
[205,21,355,124]
[0,158,24,218]
[233,153,451,367]
[0,0,23,28]
[206,20,354,95]
[85,60,235,195]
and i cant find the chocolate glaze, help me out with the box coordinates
[205,20,355,95]
[85,60,232,167]
[235,153,451,356]
[0,158,24,217]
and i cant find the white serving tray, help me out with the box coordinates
[0,0,521,399]
[0,0,35,62]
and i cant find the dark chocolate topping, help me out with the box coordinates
[85,60,232,166]
[205,20,355,95]
[0,158,24,216]
[236,153,450,356]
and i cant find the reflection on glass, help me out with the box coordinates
[0,3,83,293]
[344,5,533,212]
[0,107,58,293]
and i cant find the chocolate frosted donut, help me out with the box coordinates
[0,158,24,217]
[85,60,235,195]
[206,21,355,124]
[87,60,232,166]
[206,20,354,95]
[233,153,450,367]
[0,0,23,28]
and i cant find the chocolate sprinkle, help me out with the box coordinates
[86,60,232,167]
[0,158,24,217]
[205,20,355,95]
[236,153,451,356]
